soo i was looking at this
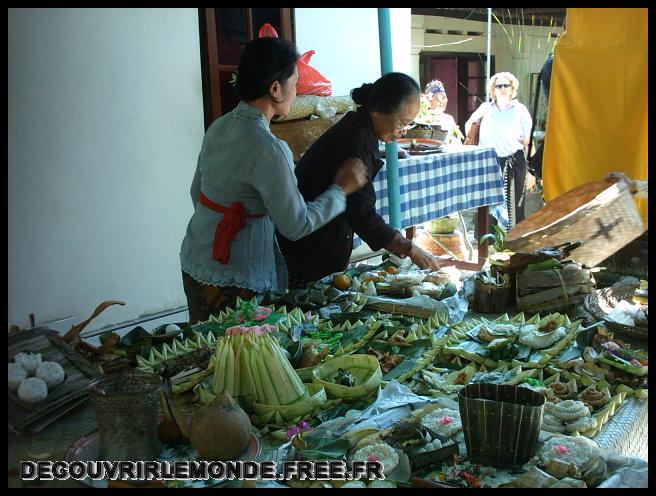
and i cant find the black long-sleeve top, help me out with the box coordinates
[276,108,402,287]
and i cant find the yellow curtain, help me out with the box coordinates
[542,8,648,227]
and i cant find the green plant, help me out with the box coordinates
[479,224,507,252]
[491,9,562,109]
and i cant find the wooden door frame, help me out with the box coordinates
[198,8,295,130]
[419,51,494,130]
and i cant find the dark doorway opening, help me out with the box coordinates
[420,52,494,132]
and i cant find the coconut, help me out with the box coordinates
[8,363,28,391]
[13,352,43,376]
[17,377,49,404]
[188,391,252,460]
[36,361,66,389]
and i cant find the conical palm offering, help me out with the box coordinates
[211,324,321,421]
[188,391,252,460]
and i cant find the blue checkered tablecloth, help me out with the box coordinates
[353,146,505,249]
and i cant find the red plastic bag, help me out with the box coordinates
[258,23,278,38]
[296,50,332,96]
[257,24,332,96]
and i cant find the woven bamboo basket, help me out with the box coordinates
[506,177,644,268]
[415,229,466,260]
[271,95,354,122]
[458,383,544,468]
[270,115,343,163]
[405,126,448,142]
[473,279,511,314]
[90,370,162,462]
[516,265,596,315]
[583,288,648,340]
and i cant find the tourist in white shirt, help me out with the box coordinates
[465,72,534,227]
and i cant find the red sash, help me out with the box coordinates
[198,192,264,265]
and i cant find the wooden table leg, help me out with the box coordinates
[476,205,490,268]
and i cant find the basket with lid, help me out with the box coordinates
[506,177,644,268]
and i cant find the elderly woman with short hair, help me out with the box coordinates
[416,80,464,145]
[465,72,533,227]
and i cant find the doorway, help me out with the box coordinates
[420,52,494,132]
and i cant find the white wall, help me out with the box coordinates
[8,7,414,334]
[295,8,412,96]
[8,8,205,332]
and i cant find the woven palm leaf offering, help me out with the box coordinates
[312,354,382,400]
[533,434,607,487]
[443,312,581,369]
[369,405,460,474]
[526,368,626,439]
[473,269,511,314]
[129,299,321,393]
[458,383,545,468]
[353,316,449,383]
[584,279,648,340]
[559,324,648,396]
[329,264,459,302]
[195,322,327,426]
[407,362,478,399]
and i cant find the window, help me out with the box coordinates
[198,8,295,130]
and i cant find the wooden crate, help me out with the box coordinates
[506,177,644,268]
[8,327,103,434]
[516,265,595,315]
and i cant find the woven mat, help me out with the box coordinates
[593,397,648,461]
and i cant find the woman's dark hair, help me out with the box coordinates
[235,37,299,101]
[351,72,420,114]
